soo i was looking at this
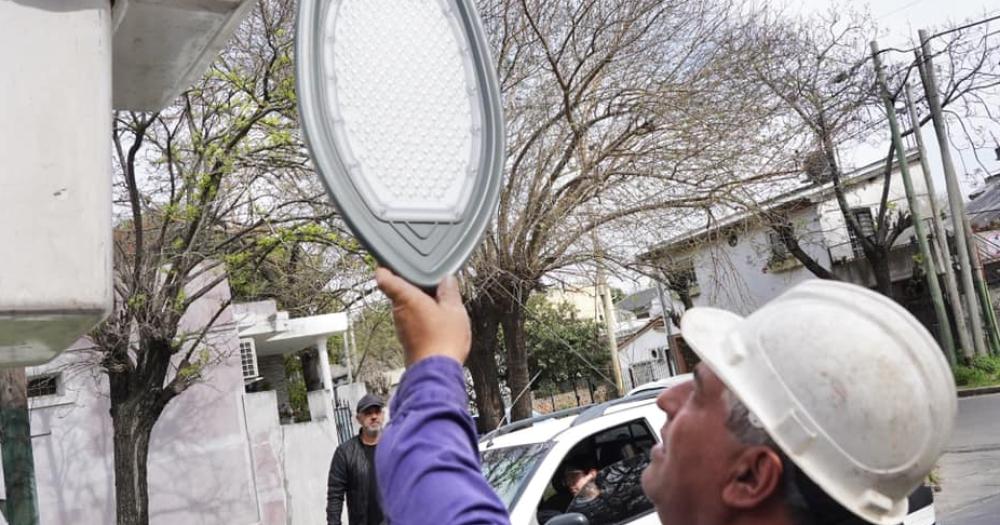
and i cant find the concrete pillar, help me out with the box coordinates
[317,338,334,392]
[0,0,113,365]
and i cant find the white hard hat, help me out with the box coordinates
[680,280,957,525]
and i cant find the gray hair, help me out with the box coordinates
[724,391,815,525]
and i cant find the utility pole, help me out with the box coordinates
[597,268,625,398]
[0,367,39,525]
[917,31,988,357]
[655,282,678,377]
[903,83,973,359]
[343,316,354,384]
[961,213,1000,354]
[871,42,956,365]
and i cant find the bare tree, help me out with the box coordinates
[465,0,786,426]
[84,3,358,523]
[726,8,1000,297]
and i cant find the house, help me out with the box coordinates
[545,283,634,323]
[544,283,643,339]
[965,172,1000,310]
[23,272,362,525]
[637,151,940,330]
[615,287,696,390]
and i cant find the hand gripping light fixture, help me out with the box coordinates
[296,0,504,288]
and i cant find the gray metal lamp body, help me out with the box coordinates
[296,0,505,288]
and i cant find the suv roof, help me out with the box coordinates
[480,390,661,450]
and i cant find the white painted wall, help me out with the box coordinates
[667,159,928,314]
[819,162,931,262]
[678,205,827,314]
[27,275,345,525]
[282,422,339,525]
[28,277,261,524]
[0,0,113,365]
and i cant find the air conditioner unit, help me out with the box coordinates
[239,339,259,381]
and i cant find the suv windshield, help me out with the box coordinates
[481,443,552,509]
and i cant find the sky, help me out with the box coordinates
[613,0,1000,294]
[794,0,998,45]
[792,0,1000,190]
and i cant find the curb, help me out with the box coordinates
[957,385,1000,398]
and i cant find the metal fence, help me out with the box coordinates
[333,401,355,445]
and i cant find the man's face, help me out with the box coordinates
[357,406,384,436]
[641,363,744,525]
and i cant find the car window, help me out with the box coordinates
[481,442,552,509]
[537,419,657,525]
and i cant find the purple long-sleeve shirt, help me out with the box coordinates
[375,356,510,524]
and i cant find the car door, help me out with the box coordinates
[525,402,666,525]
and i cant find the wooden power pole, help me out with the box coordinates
[917,31,988,357]
[903,82,974,359]
[871,41,956,365]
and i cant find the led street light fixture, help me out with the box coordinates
[297,0,504,288]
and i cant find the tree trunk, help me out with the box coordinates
[300,350,322,392]
[467,299,504,433]
[109,371,169,525]
[501,297,533,422]
[871,253,895,299]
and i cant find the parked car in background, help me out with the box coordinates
[625,374,693,397]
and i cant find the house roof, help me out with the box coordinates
[967,175,1000,231]
[616,288,659,313]
[641,150,921,259]
[616,316,669,351]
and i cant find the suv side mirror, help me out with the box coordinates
[544,513,589,525]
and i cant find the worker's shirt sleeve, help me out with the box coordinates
[375,356,510,525]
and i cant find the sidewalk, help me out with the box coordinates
[957,385,1000,398]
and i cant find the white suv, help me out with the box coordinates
[479,391,936,525]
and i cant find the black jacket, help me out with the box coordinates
[327,435,385,525]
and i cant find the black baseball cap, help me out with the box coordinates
[356,394,384,414]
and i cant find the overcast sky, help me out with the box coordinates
[793,0,997,44]
[784,0,1000,189]
[613,1,1000,294]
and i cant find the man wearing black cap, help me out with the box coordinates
[327,393,386,525]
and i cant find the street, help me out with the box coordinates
[936,393,1000,524]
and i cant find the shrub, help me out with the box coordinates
[969,355,1000,376]
[953,365,991,387]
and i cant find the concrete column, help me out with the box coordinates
[317,338,334,392]
[0,0,113,365]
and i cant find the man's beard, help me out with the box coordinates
[362,424,382,438]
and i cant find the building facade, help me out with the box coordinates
[22,275,359,524]
[641,151,932,315]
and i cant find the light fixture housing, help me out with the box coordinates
[297,0,504,288]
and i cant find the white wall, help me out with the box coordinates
[30,340,261,524]
[679,206,827,314]
[244,390,340,525]
[26,271,349,525]
[820,162,930,262]
[672,160,928,314]
[282,422,339,525]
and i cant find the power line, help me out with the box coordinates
[928,12,1000,40]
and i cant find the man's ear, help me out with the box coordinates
[721,446,784,509]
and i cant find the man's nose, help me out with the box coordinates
[657,381,693,419]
